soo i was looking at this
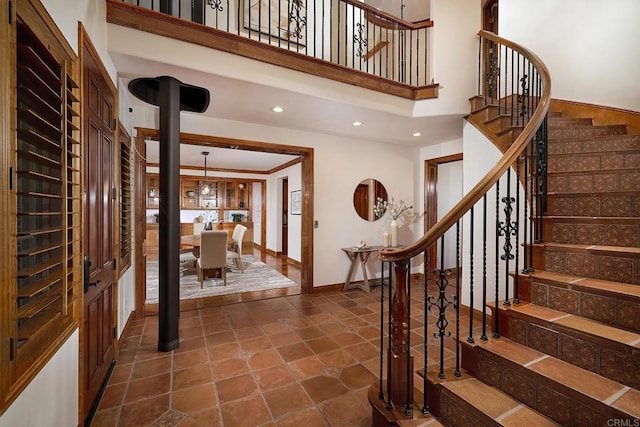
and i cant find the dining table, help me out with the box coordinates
[181,232,234,257]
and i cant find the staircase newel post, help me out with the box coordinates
[388,259,414,408]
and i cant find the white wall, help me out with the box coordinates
[436,161,463,270]
[252,182,263,246]
[0,331,79,427]
[41,0,117,83]
[413,0,481,117]
[500,0,640,112]
[267,165,302,262]
[460,121,524,310]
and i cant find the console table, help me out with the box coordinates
[341,246,386,293]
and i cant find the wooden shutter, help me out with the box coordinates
[119,124,132,273]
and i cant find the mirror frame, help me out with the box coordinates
[353,178,388,221]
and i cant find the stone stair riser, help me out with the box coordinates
[530,281,640,333]
[547,222,640,247]
[548,125,627,140]
[544,251,639,284]
[548,137,639,155]
[548,152,640,173]
[548,172,640,195]
[547,195,640,217]
[547,118,593,127]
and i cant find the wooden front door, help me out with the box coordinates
[82,37,117,420]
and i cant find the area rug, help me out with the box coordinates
[145,256,300,304]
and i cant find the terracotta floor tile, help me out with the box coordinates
[124,372,171,403]
[173,348,209,371]
[179,325,205,339]
[173,363,213,391]
[90,407,119,427]
[346,342,379,362]
[500,405,560,427]
[220,395,272,427]
[275,406,328,427]
[479,338,546,366]
[240,336,273,353]
[119,393,170,425]
[97,383,127,410]
[171,382,217,413]
[205,330,237,347]
[288,355,326,380]
[318,394,370,427]
[202,319,232,334]
[235,325,265,340]
[264,383,313,418]
[209,342,241,361]
[179,315,202,329]
[216,373,259,403]
[269,331,302,347]
[318,349,357,368]
[108,364,132,385]
[301,375,349,404]
[248,348,285,371]
[340,364,379,390]
[261,321,291,335]
[554,315,640,345]
[330,332,366,347]
[294,326,327,340]
[444,378,519,418]
[212,356,250,380]
[131,354,171,380]
[277,342,314,362]
[306,336,341,355]
[255,364,297,391]
[177,407,223,427]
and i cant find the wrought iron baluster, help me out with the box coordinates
[378,260,385,400]
[427,236,453,379]
[519,72,530,125]
[481,194,488,341]
[514,157,521,304]
[454,221,461,377]
[498,168,517,307]
[522,141,530,274]
[353,22,368,59]
[404,258,411,416]
[386,260,393,411]
[207,0,223,28]
[422,251,429,414]
[467,206,475,344]
[494,181,501,338]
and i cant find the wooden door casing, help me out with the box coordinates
[82,33,117,420]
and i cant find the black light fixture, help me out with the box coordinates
[200,151,212,196]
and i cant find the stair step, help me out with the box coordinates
[548,150,640,173]
[439,376,560,426]
[548,169,640,196]
[471,337,640,424]
[543,242,640,258]
[547,192,640,218]
[500,302,640,389]
[548,124,628,139]
[544,217,639,247]
[547,117,593,127]
[548,134,639,155]
[529,270,640,303]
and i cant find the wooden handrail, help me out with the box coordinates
[340,0,434,31]
[380,30,551,262]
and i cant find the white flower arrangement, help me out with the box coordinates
[374,197,417,223]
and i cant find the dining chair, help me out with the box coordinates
[197,230,228,288]
[227,224,247,273]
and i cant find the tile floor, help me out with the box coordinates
[90,254,466,426]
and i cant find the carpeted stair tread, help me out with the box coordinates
[474,338,640,420]
[442,377,560,426]
[506,302,640,348]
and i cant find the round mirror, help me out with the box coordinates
[353,178,388,221]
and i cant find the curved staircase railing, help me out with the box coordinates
[370,30,551,424]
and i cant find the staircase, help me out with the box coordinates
[426,107,640,426]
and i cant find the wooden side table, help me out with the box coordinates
[342,246,384,292]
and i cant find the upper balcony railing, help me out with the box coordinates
[116,0,435,98]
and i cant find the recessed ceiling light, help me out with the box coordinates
[272,106,284,113]
[352,121,362,127]
[413,132,422,137]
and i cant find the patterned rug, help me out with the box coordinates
[145,256,300,304]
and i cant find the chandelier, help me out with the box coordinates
[200,151,213,196]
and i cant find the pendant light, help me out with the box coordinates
[200,151,211,196]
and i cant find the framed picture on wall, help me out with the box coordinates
[291,190,302,215]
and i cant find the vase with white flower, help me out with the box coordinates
[374,197,414,247]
